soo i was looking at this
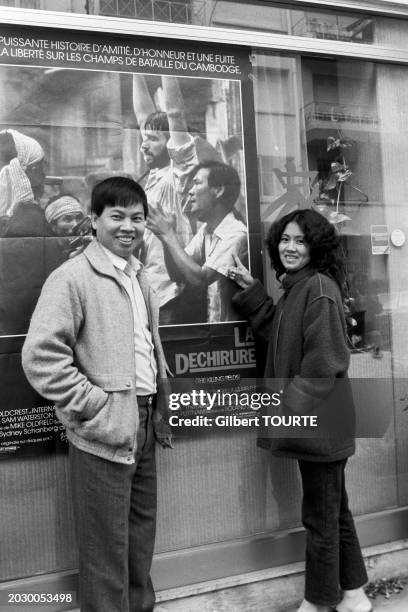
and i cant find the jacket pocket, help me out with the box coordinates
[75,374,136,448]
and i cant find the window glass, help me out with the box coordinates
[253,50,408,524]
[0,20,407,585]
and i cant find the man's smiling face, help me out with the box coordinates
[91,202,146,260]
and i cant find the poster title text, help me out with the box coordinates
[0,37,241,74]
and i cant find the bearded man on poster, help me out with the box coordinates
[133,74,221,324]
[133,74,197,324]
[22,176,171,612]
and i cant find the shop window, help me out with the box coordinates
[251,52,408,538]
[1,18,408,593]
[256,55,392,354]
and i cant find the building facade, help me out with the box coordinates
[1,1,408,610]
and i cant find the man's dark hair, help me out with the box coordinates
[267,208,346,293]
[91,176,148,218]
[192,161,241,212]
[143,111,170,140]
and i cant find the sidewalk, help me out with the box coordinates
[65,577,408,612]
[67,592,408,612]
[368,586,408,612]
[67,590,408,612]
[64,585,408,611]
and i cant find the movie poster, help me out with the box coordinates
[0,25,262,457]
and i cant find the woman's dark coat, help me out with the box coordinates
[233,265,355,462]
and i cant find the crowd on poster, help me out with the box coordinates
[0,71,249,335]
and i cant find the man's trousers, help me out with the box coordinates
[69,403,156,612]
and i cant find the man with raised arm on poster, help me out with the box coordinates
[133,74,198,324]
[22,176,171,612]
[147,160,248,323]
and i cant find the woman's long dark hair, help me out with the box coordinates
[267,209,347,294]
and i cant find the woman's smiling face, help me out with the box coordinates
[278,221,311,272]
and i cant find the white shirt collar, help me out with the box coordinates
[99,243,142,274]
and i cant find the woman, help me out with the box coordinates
[0,128,45,221]
[0,129,50,335]
[228,209,372,612]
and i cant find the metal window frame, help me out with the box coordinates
[1,5,408,64]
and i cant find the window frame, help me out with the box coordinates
[1,4,408,65]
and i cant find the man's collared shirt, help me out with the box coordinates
[100,244,157,395]
[185,212,248,323]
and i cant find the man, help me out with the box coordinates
[133,75,197,323]
[148,161,248,323]
[22,177,171,612]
